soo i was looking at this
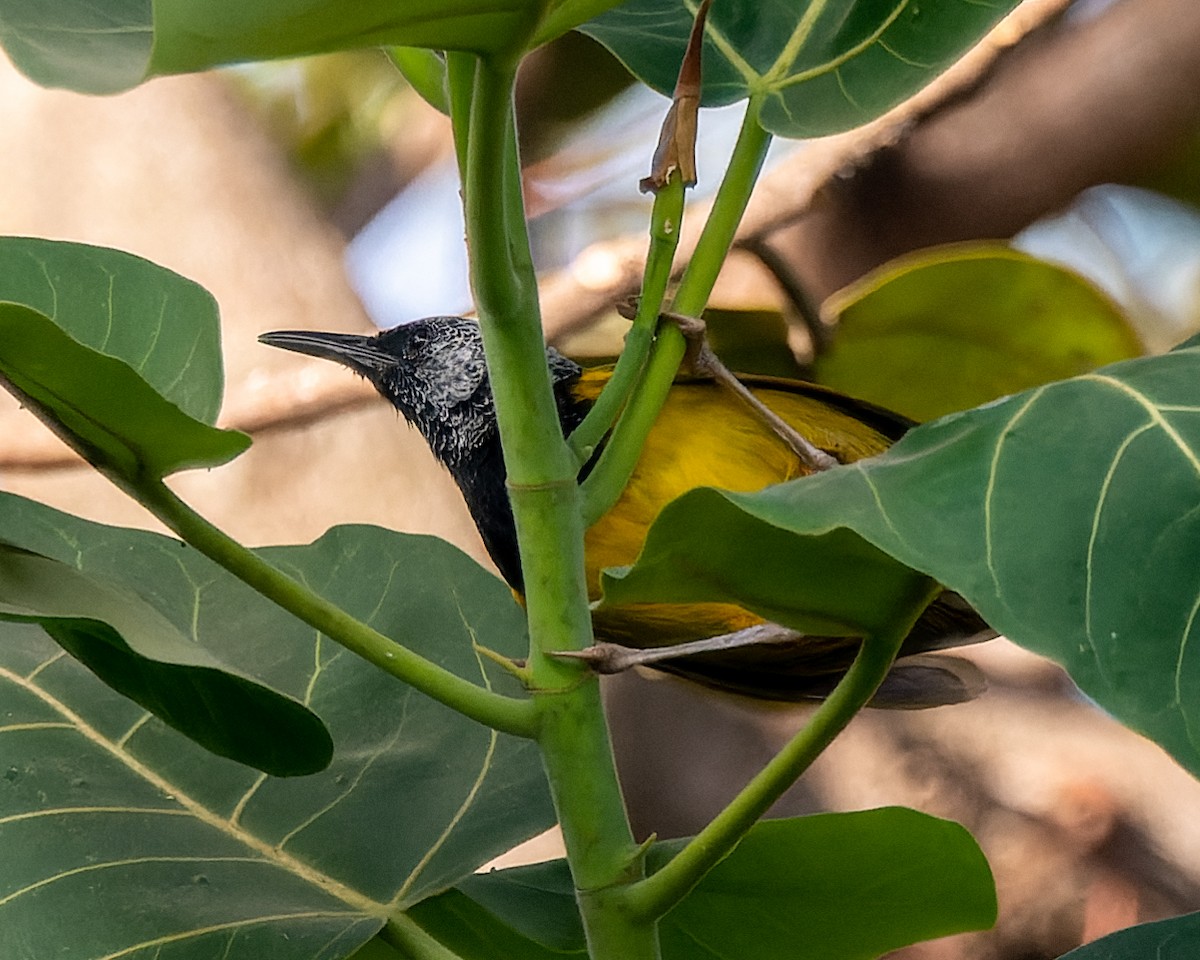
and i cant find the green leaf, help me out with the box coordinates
[581,0,1021,138]
[387,46,449,114]
[347,937,410,960]
[0,0,627,94]
[615,342,1200,776]
[817,244,1144,421]
[0,302,249,480]
[0,238,226,423]
[410,886,584,959]
[0,0,153,95]
[0,493,555,958]
[654,809,995,959]
[453,859,583,952]
[1014,186,1200,355]
[0,543,332,777]
[704,307,809,379]
[423,808,995,960]
[599,487,934,639]
[0,239,249,479]
[1058,912,1200,959]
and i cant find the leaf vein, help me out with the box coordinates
[1083,424,1150,685]
[1175,593,1200,752]
[1080,374,1200,476]
[0,721,76,734]
[775,0,912,90]
[681,0,759,88]
[856,463,906,546]
[94,910,365,960]
[133,293,167,372]
[984,389,1042,595]
[115,711,152,748]
[391,585,500,907]
[0,855,268,908]
[0,806,193,827]
[275,699,414,853]
[0,664,384,915]
[23,649,66,681]
[878,37,932,69]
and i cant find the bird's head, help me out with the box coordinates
[259,316,580,469]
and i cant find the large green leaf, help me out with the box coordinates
[0,240,249,479]
[0,0,152,96]
[1058,912,1200,959]
[0,0,627,94]
[817,244,1143,421]
[704,307,809,380]
[654,809,994,959]
[0,493,554,958]
[413,808,995,959]
[411,886,582,959]
[599,490,935,639]
[0,303,249,480]
[0,238,225,424]
[0,543,331,777]
[603,341,1200,776]
[581,0,1021,138]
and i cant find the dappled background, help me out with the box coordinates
[2,0,1200,956]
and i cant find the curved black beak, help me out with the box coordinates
[258,329,398,377]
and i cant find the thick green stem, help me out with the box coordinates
[581,106,774,524]
[132,479,536,738]
[462,57,558,483]
[623,614,918,922]
[461,56,656,959]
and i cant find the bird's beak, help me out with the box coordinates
[258,330,395,377]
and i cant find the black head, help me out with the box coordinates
[259,316,581,471]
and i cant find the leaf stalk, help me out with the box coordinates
[133,479,537,739]
[623,611,918,921]
[573,176,685,515]
[381,915,465,960]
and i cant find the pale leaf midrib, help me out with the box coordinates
[772,0,912,91]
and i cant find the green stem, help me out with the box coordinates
[624,617,915,921]
[380,915,464,960]
[581,105,774,525]
[461,56,656,959]
[134,479,536,739]
[570,176,686,472]
[673,102,772,315]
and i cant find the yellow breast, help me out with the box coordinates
[574,370,895,647]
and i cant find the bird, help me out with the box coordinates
[260,316,991,708]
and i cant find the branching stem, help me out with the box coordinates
[580,104,774,524]
[571,177,686,474]
[459,56,657,959]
